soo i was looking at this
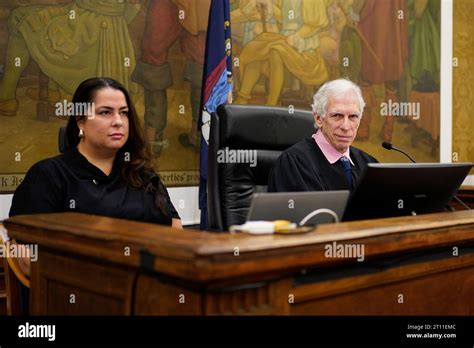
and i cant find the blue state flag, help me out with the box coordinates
[199,0,233,230]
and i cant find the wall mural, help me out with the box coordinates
[0,0,209,192]
[0,0,443,193]
[231,0,441,164]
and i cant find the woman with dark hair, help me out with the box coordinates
[10,77,182,229]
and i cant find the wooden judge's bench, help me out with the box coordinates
[4,207,474,315]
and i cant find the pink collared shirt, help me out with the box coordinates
[313,130,354,165]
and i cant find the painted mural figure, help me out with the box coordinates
[318,0,351,80]
[403,0,441,151]
[0,0,140,116]
[132,0,210,156]
[409,0,440,91]
[339,0,408,142]
[231,0,280,46]
[235,0,331,106]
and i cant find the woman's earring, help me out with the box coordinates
[79,129,84,138]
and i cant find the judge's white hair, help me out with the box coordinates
[311,78,365,119]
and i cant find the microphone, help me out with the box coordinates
[382,142,417,163]
[381,142,471,211]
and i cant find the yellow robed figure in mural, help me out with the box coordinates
[236,0,331,106]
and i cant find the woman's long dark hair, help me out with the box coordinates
[66,77,170,215]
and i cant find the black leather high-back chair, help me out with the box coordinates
[207,104,316,231]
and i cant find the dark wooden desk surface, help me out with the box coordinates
[4,210,474,315]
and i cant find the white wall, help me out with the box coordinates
[439,0,474,188]
[440,0,453,164]
[167,186,201,225]
[0,194,13,221]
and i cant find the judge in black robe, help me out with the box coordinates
[268,136,378,192]
[268,78,378,192]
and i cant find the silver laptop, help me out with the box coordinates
[246,191,350,226]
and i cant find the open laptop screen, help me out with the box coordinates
[247,191,350,226]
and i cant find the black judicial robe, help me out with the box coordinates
[9,148,179,225]
[268,137,378,192]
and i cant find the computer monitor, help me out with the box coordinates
[342,162,473,221]
[247,191,350,226]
